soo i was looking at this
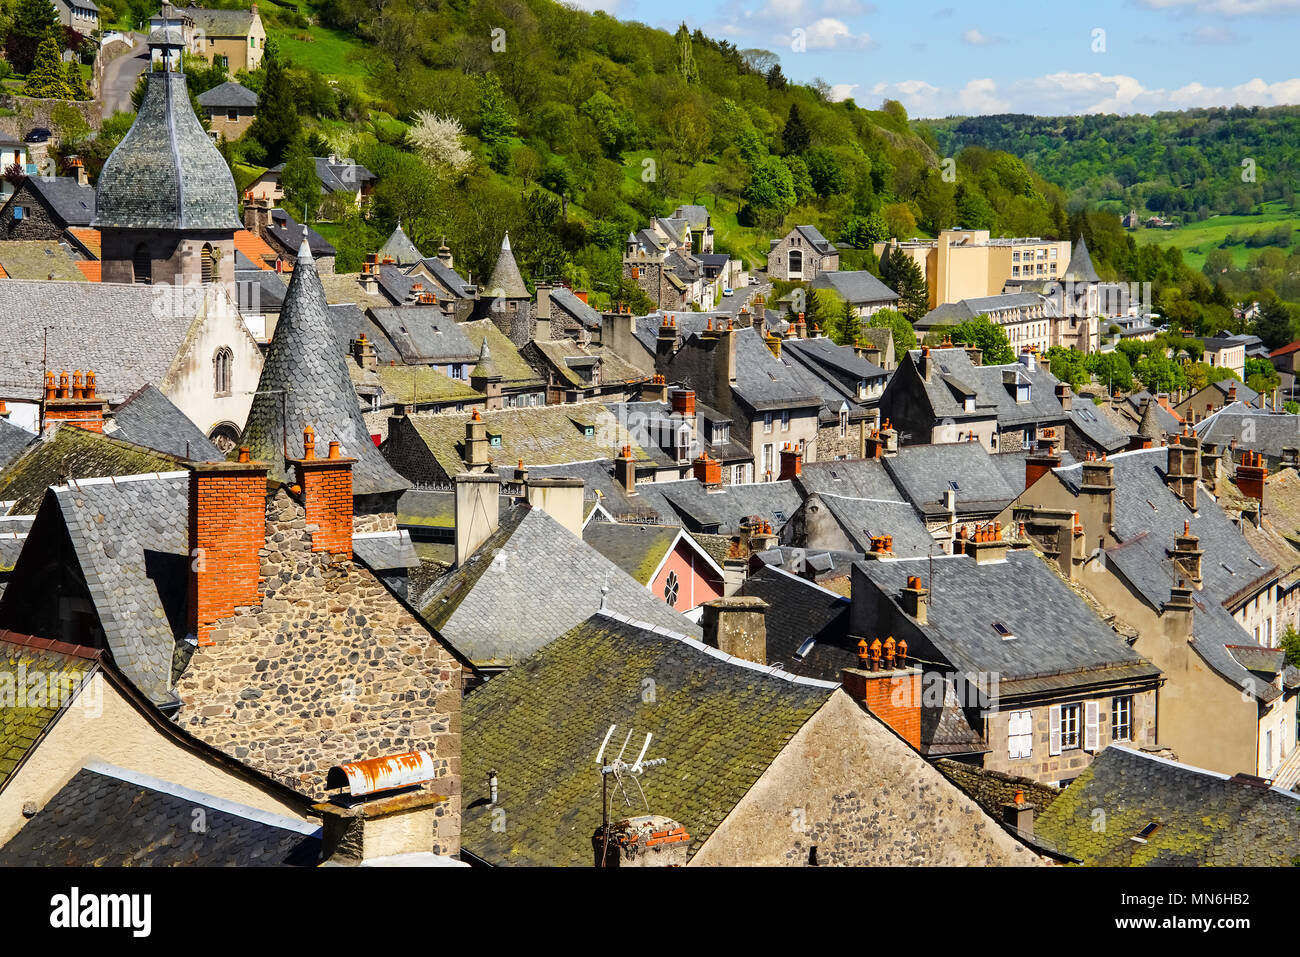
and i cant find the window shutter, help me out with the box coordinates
[1085,701,1100,752]
[1008,712,1020,759]
[1049,705,1062,756]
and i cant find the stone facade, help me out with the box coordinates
[175,488,463,854]
[767,227,838,282]
[0,179,64,241]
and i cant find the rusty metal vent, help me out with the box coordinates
[326,750,436,797]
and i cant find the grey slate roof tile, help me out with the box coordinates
[105,384,224,461]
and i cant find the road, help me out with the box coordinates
[100,34,148,119]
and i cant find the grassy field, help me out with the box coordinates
[1133,200,1299,270]
[267,23,371,78]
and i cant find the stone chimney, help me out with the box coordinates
[701,595,768,664]
[42,370,108,434]
[317,751,458,864]
[68,156,88,187]
[639,374,669,403]
[778,443,802,480]
[352,333,377,371]
[765,329,783,359]
[188,449,269,646]
[525,476,584,536]
[738,517,777,556]
[291,427,355,559]
[1025,445,1060,490]
[1079,451,1116,525]
[1166,428,1201,510]
[899,575,927,624]
[454,472,500,566]
[359,259,379,294]
[861,534,894,561]
[1002,789,1035,838]
[655,314,677,370]
[692,452,721,487]
[841,649,920,749]
[614,445,637,496]
[961,522,1009,564]
[1172,519,1203,586]
[918,345,933,382]
[464,409,490,471]
[1162,578,1196,636]
[593,814,691,868]
[1055,382,1072,412]
[1235,449,1267,504]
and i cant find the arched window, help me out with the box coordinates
[132,244,151,284]
[201,243,216,284]
[788,249,803,277]
[213,346,233,397]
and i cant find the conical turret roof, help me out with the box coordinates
[1137,397,1162,440]
[93,67,240,232]
[377,222,423,266]
[1064,236,1101,283]
[486,231,530,300]
[470,338,501,381]
[239,234,410,496]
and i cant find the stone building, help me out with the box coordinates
[196,80,258,141]
[767,225,838,282]
[478,232,534,346]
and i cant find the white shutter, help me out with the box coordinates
[1007,712,1021,759]
[1021,711,1032,758]
[1084,701,1100,752]
[1049,705,1062,756]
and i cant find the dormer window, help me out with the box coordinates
[583,425,594,437]
[963,395,975,413]
[489,434,502,447]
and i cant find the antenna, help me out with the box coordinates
[594,723,669,867]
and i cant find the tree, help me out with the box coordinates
[280,140,321,223]
[765,63,786,90]
[782,102,810,155]
[1045,346,1088,389]
[63,60,89,100]
[6,0,58,74]
[865,308,916,354]
[949,314,1014,365]
[675,24,698,83]
[1134,352,1186,393]
[248,49,300,166]
[1085,351,1135,394]
[23,35,70,99]
[881,248,928,322]
[839,213,886,248]
[1282,625,1300,670]
[1255,293,1296,350]
[476,72,516,146]
[741,155,795,227]
[405,111,472,174]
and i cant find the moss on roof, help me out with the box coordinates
[0,428,189,516]
[459,320,544,388]
[0,241,87,282]
[583,522,678,584]
[0,636,97,788]
[376,365,484,406]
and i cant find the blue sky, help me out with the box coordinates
[565,0,1300,117]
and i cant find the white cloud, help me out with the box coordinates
[1137,0,1300,13]
[961,28,1003,45]
[1185,23,1244,40]
[829,82,860,102]
[869,71,1300,118]
[796,17,873,48]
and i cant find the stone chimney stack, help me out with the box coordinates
[1079,451,1116,525]
[1055,382,1072,412]
[639,374,669,403]
[961,522,1010,564]
[1002,789,1035,838]
[352,333,377,371]
[291,427,355,559]
[593,815,691,868]
[188,449,269,646]
[464,409,490,472]
[700,595,768,664]
[1166,428,1201,510]
[918,345,933,383]
[614,444,637,496]
[454,472,500,566]
[655,314,677,371]
[524,476,584,536]
[1172,519,1203,586]
[899,575,928,624]
[42,369,109,434]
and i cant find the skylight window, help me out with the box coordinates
[949,481,960,491]
[1131,821,1161,844]
[993,622,1015,640]
[794,637,816,660]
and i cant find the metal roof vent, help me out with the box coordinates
[325,750,437,798]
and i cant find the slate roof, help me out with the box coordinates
[314,156,375,195]
[268,208,335,257]
[1195,407,1299,460]
[1035,745,1300,865]
[25,176,95,227]
[376,223,423,266]
[52,472,190,704]
[368,306,477,365]
[0,631,98,790]
[807,492,936,555]
[884,441,1019,515]
[416,505,701,668]
[0,418,35,471]
[373,364,483,408]
[240,237,410,496]
[858,551,1161,694]
[792,224,834,253]
[731,328,822,412]
[0,763,321,866]
[485,232,529,299]
[581,521,680,583]
[461,611,834,865]
[184,5,258,36]
[1063,236,1101,283]
[0,280,232,404]
[196,79,258,109]
[413,257,476,300]
[105,384,224,461]
[898,348,1069,432]
[235,250,287,314]
[0,428,188,516]
[459,320,544,389]
[934,758,1062,825]
[795,457,904,501]
[532,339,646,390]
[649,477,802,534]
[737,565,852,681]
[93,70,240,231]
[351,529,419,571]
[810,270,899,305]
[0,240,85,281]
[782,336,888,384]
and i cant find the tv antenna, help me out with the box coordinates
[594,724,668,867]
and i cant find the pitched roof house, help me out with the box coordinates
[461,611,1039,866]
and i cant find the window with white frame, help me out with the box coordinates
[1008,710,1033,759]
[1050,703,1081,753]
[762,443,774,477]
[780,410,790,431]
[763,412,773,433]
[1112,696,1132,741]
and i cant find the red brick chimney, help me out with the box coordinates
[692,452,721,486]
[42,369,108,434]
[670,388,695,419]
[188,448,269,646]
[291,426,356,559]
[1235,449,1267,504]
[778,442,802,479]
[1024,445,1060,489]
[614,444,637,495]
[842,640,920,749]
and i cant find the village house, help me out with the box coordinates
[461,608,1040,865]
[605,385,754,485]
[582,520,727,615]
[151,2,267,74]
[809,270,899,318]
[196,80,258,141]
[522,337,649,405]
[1005,441,1297,779]
[767,225,838,282]
[780,336,888,460]
[0,174,94,244]
[54,0,99,35]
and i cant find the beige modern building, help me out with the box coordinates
[876,229,1072,310]
[151,3,267,74]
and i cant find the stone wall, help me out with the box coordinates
[382,416,448,485]
[0,96,102,144]
[175,488,463,855]
[0,179,63,241]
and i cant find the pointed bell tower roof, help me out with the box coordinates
[486,231,530,300]
[239,232,410,496]
[377,221,423,266]
[470,338,501,382]
[1064,236,1101,283]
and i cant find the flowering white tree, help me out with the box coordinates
[406,111,473,173]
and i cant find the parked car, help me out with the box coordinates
[23,128,50,143]
[722,287,734,296]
